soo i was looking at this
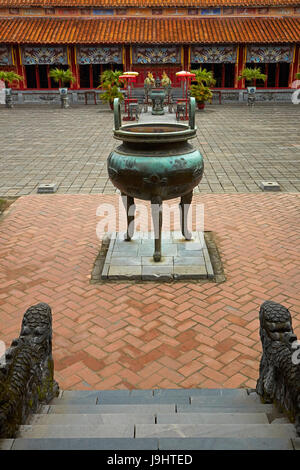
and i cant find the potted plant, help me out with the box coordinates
[0,71,23,108]
[99,83,124,110]
[49,68,76,108]
[99,69,123,88]
[238,67,267,106]
[238,67,267,91]
[192,67,216,88]
[98,70,124,109]
[190,84,213,109]
[190,67,216,109]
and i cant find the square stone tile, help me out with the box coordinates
[101,231,215,281]
[174,265,208,280]
[142,265,173,281]
[110,257,142,266]
[108,265,142,280]
[174,256,205,266]
[142,256,173,266]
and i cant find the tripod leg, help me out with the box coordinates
[179,191,193,240]
[121,193,135,241]
[151,196,162,262]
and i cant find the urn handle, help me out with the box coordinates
[114,98,121,131]
[189,97,196,130]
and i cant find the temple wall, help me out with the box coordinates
[7,88,296,105]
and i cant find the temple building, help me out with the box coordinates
[0,0,299,102]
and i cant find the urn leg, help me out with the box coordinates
[179,191,193,240]
[121,193,135,241]
[151,196,162,262]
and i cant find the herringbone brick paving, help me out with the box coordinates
[0,193,299,390]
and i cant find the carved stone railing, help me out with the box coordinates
[0,303,59,438]
[256,300,300,436]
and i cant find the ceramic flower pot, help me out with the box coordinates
[197,102,205,110]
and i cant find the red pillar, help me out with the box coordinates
[14,45,25,89]
[122,45,129,72]
[184,46,189,71]
[221,63,225,88]
[125,45,131,72]
[235,45,245,89]
[275,63,280,88]
[290,44,299,86]
[69,46,80,89]
[264,64,268,88]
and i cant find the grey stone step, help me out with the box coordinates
[177,404,275,413]
[29,413,155,425]
[157,412,269,424]
[1,437,297,451]
[158,438,295,450]
[136,424,297,439]
[153,388,249,398]
[0,439,14,450]
[47,404,175,414]
[10,438,159,450]
[51,388,250,405]
[190,394,263,406]
[18,424,134,438]
[52,396,191,405]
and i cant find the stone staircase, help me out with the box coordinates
[1,388,299,450]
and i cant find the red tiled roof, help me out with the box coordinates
[0,0,299,7]
[0,16,299,43]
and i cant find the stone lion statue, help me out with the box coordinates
[0,303,59,438]
[256,300,300,435]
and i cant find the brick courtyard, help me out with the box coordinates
[0,193,299,390]
[0,103,300,197]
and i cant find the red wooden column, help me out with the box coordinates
[69,45,80,89]
[35,64,40,89]
[187,46,191,71]
[183,46,189,71]
[14,45,25,89]
[290,44,300,86]
[122,45,130,72]
[275,63,280,88]
[235,45,245,89]
[124,45,131,72]
[221,64,225,88]
[264,64,268,88]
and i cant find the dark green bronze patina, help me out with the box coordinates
[107,98,204,262]
[149,88,166,115]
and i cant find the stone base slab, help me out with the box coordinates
[100,231,214,281]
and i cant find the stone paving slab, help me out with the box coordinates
[48,405,176,414]
[101,232,212,281]
[0,104,299,197]
[135,423,297,438]
[0,193,299,391]
[157,437,294,450]
[10,438,159,450]
[156,413,269,424]
[30,413,156,425]
[18,424,134,438]
[138,108,177,124]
